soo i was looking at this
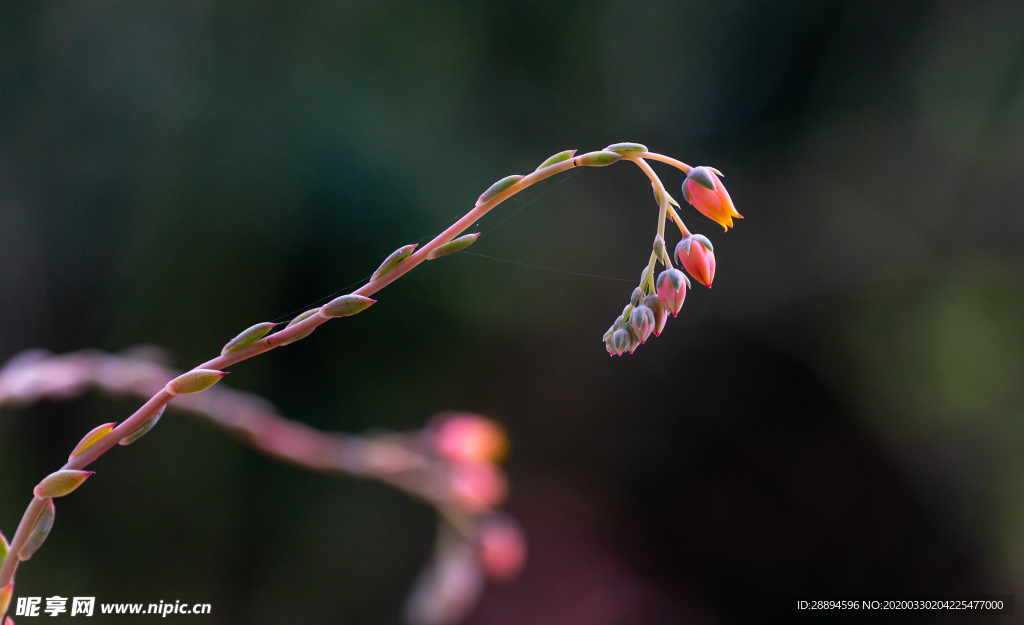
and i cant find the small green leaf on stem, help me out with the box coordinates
[578,151,621,167]
[119,405,166,446]
[320,294,375,318]
[605,142,648,154]
[427,233,480,260]
[477,175,524,206]
[165,370,227,395]
[371,244,418,281]
[221,322,277,355]
[535,150,576,171]
[68,423,115,461]
[34,470,93,499]
[18,499,55,561]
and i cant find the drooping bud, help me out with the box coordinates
[625,323,641,353]
[18,499,55,561]
[630,287,642,307]
[630,305,655,343]
[656,268,687,316]
[427,233,480,260]
[221,322,277,355]
[371,244,418,281]
[682,166,741,231]
[449,463,508,513]
[0,584,11,621]
[165,369,227,395]
[675,236,716,287]
[68,423,115,461]
[610,329,630,356]
[477,175,524,206]
[319,294,375,318]
[604,142,648,155]
[577,151,621,167]
[119,405,166,446]
[435,414,509,465]
[34,470,93,499]
[476,513,527,581]
[535,149,577,171]
[653,299,669,336]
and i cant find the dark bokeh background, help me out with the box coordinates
[3,1,1024,623]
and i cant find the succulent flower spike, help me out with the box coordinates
[610,329,630,356]
[34,470,93,499]
[682,166,741,231]
[656,268,687,316]
[675,236,716,287]
[630,305,655,343]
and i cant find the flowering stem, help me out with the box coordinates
[0,146,690,595]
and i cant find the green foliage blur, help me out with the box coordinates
[3,1,1024,623]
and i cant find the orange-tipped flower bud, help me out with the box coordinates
[630,305,655,343]
[535,149,577,171]
[18,499,54,561]
[165,369,227,395]
[221,322,277,355]
[610,329,630,356]
[320,294,375,318]
[435,414,509,465]
[68,422,115,460]
[34,470,93,499]
[477,175,524,206]
[449,463,508,513]
[119,405,166,446]
[476,514,527,582]
[0,583,12,621]
[656,269,687,316]
[675,236,716,287]
[682,166,741,231]
[371,244,418,281]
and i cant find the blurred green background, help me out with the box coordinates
[2,0,1024,623]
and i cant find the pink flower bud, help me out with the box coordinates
[68,422,115,460]
[435,414,509,464]
[610,329,630,356]
[34,470,93,499]
[18,499,54,561]
[675,236,716,287]
[449,463,508,513]
[682,166,742,231]
[476,514,527,582]
[656,269,687,316]
[630,305,655,343]
[165,369,227,395]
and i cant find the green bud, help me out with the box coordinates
[630,287,642,307]
[427,233,480,260]
[536,150,577,171]
[1,530,8,560]
[18,499,55,561]
[622,304,634,323]
[119,405,166,446]
[320,294,375,318]
[477,175,525,206]
[221,321,277,355]
[605,142,648,154]
[165,369,227,395]
[654,235,665,259]
[34,470,93,499]
[68,422,114,461]
[640,266,652,290]
[371,244,418,281]
[613,314,625,330]
[578,151,621,167]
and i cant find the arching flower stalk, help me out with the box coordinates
[0,143,741,624]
